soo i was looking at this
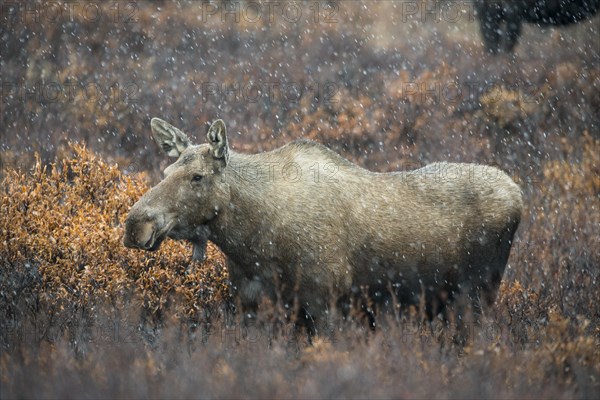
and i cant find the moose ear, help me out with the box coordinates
[206,119,229,162]
[151,118,190,158]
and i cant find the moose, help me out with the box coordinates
[124,118,522,333]
[477,0,600,53]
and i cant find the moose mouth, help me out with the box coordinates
[144,233,165,251]
[147,219,178,251]
[125,219,177,251]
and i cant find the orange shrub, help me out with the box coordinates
[0,144,229,326]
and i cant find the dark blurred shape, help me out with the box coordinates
[477,0,600,53]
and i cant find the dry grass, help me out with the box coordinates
[1,1,599,398]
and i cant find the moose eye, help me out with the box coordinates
[192,174,203,182]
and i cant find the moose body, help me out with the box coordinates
[124,119,522,330]
[477,0,600,53]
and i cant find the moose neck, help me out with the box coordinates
[206,151,273,260]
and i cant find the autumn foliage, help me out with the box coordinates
[1,1,599,398]
[0,144,229,327]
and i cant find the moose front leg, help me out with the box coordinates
[477,0,504,53]
[225,259,262,317]
[502,5,523,52]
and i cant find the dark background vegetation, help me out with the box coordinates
[1,1,599,398]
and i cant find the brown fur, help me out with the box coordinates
[124,118,523,330]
